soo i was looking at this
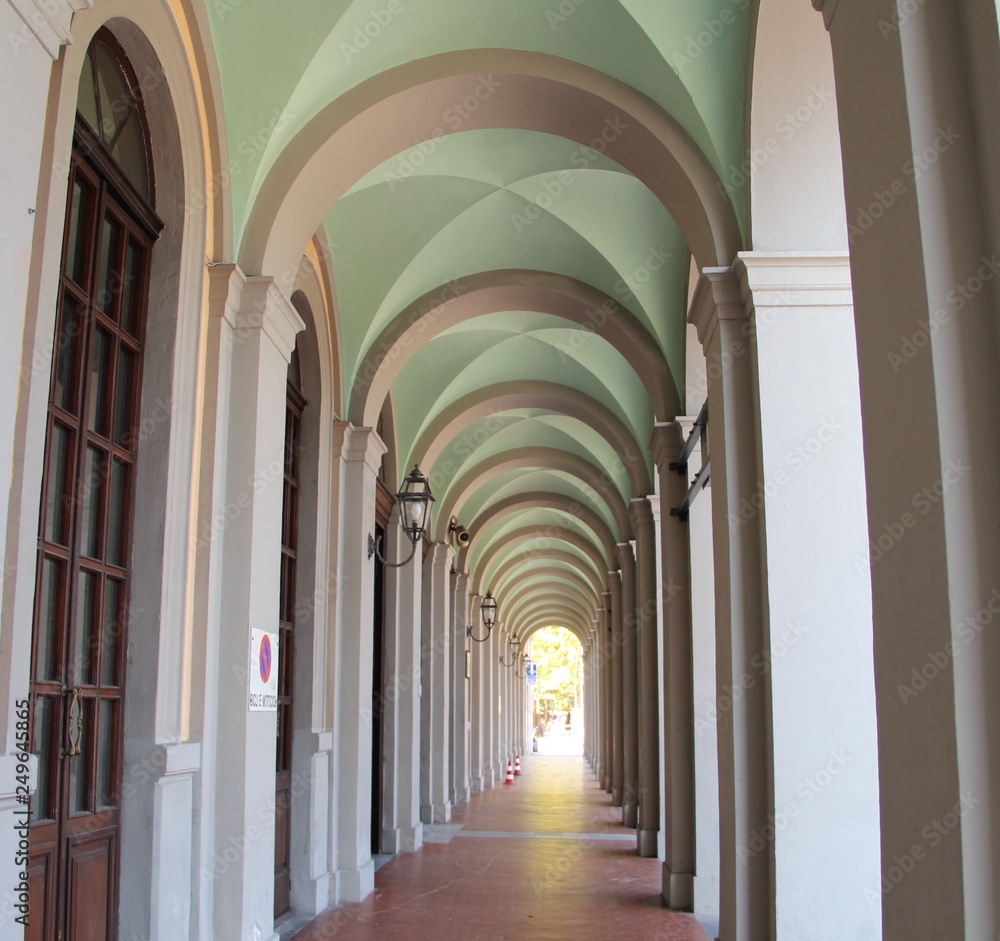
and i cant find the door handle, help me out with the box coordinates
[60,687,82,758]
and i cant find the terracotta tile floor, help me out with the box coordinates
[291,755,709,941]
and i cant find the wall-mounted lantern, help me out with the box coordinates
[368,464,434,568]
[500,635,521,667]
[468,591,498,643]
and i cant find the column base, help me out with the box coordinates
[382,824,423,853]
[637,827,658,858]
[290,871,332,919]
[470,773,485,792]
[336,859,375,903]
[611,787,623,807]
[662,864,695,911]
[420,801,452,825]
[450,786,470,806]
[622,802,638,828]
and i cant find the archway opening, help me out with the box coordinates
[527,626,584,757]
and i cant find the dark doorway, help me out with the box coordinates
[274,350,305,920]
[370,478,394,853]
[27,28,160,941]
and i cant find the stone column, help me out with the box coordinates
[689,269,770,940]
[381,505,423,853]
[450,572,471,806]
[608,572,624,806]
[617,543,639,829]
[489,622,502,784]
[691,255,882,939]
[483,616,497,788]
[420,543,453,824]
[632,499,660,858]
[820,3,1000,936]
[600,595,612,793]
[650,423,697,908]
[683,415,721,920]
[468,593,485,791]
[209,271,303,941]
[331,421,386,902]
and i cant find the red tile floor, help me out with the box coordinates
[290,755,709,941]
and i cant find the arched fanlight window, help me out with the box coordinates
[76,28,154,205]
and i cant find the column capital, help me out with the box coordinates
[207,264,306,362]
[735,252,853,312]
[629,497,655,532]
[615,542,636,572]
[690,253,852,353]
[811,0,839,29]
[649,422,687,470]
[426,541,455,569]
[207,263,244,327]
[236,276,306,363]
[332,422,387,476]
[688,267,746,351]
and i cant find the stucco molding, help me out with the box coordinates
[6,0,91,58]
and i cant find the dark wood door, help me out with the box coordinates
[274,367,304,920]
[28,144,153,941]
[370,479,394,853]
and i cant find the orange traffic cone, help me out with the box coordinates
[504,759,515,785]
[514,755,522,775]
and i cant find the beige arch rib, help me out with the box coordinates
[497,567,601,615]
[491,550,605,602]
[433,447,631,542]
[414,381,651,497]
[473,526,610,594]
[240,50,741,279]
[459,492,618,572]
[350,271,679,426]
[507,596,596,637]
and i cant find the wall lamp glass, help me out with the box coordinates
[500,636,521,667]
[515,653,533,679]
[368,464,434,569]
[467,591,498,643]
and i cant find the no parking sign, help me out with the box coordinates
[249,628,279,711]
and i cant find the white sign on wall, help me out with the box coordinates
[249,629,279,712]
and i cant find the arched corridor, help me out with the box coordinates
[2,2,1000,940]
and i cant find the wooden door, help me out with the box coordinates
[28,145,153,941]
[274,357,305,920]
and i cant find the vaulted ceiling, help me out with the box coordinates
[205,0,750,638]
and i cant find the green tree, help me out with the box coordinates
[528,626,582,719]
